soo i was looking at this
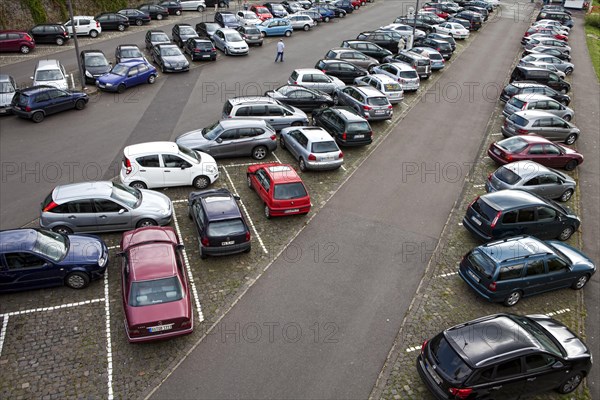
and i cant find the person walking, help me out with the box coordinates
[397,36,406,53]
[275,39,285,62]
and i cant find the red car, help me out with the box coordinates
[523,27,568,42]
[120,226,193,343]
[247,163,311,218]
[250,5,273,21]
[421,7,449,19]
[0,30,35,54]
[488,135,583,171]
[351,0,364,8]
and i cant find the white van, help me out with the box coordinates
[31,60,69,90]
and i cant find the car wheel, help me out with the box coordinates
[20,45,31,54]
[564,160,578,171]
[224,47,229,56]
[31,111,44,123]
[176,10,182,15]
[261,31,267,37]
[118,24,126,31]
[303,24,310,31]
[367,64,376,73]
[200,249,208,260]
[324,16,330,22]
[56,37,65,46]
[247,174,253,189]
[193,175,210,189]
[333,94,339,105]
[74,99,86,110]
[65,272,90,289]
[280,136,286,149]
[157,14,164,20]
[244,245,251,253]
[198,5,206,11]
[299,157,307,172]
[557,373,583,394]
[147,74,156,84]
[564,133,577,145]
[564,67,573,75]
[559,189,574,202]
[562,114,572,122]
[285,30,292,37]
[340,12,345,18]
[136,218,157,228]
[136,19,143,26]
[252,145,268,160]
[89,30,99,38]
[558,226,574,241]
[560,88,568,94]
[354,5,359,9]
[117,84,126,94]
[264,204,271,219]
[52,225,73,235]
[572,274,590,290]
[130,181,147,189]
[503,290,521,307]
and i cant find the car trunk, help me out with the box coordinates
[466,197,498,237]
[205,218,249,247]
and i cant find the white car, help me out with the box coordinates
[372,63,420,92]
[120,142,219,190]
[433,22,470,39]
[31,59,69,90]
[288,14,316,31]
[533,19,569,31]
[64,16,102,38]
[236,10,262,26]
[379,23,426,39]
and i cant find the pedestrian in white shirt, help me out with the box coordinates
[275,39,285,62]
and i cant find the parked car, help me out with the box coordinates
[488,135,583,171]
[184,38,217,60]
[235,25,263,46]
[510,66,570,94]
[212,28,249,55]
[139,4,170,20]
[120,226,193,342]
[120,141,218,190]
[0,30,36,53]
[331,0,356,12]
[418,313,592,398]
[188,189,252,258]
[520,54,574,75]
[80,50,111,84]
[296,9,324,23]
[384,51,432,79]
[175,119,277,159]
[454,10,483,30]
[522,63,567,79]
[288,14,316,31]
[40,181,173,234]
[95,13,130,31]
[64,16,101,38]
[257,18,293,37]
[28,24,69,45]
[288,68,346,94]
[222,96,309,130]
[311,6,336,22]
[354,74,404,104]
[446,17,471,30]
[11,86,87,123]
[264,2,289,18]
[96,60,157,93]
[247,163,311,218]
[0,74,16,115]
[0,229,108,292]
[115,44,146,64]
[486,160,576,202]
[334,85,393,121]
[524,36,571,52]
[31,59,68,90]
[195,22,221,39]
[312,106,372,146]
[355,31,399,52]
[410,47,445,70]
[415,37,453,60]
[393,16,435,33]
[503,93,574,120]
[236,10,262,26]
[524,45,571,61]
[179,0,208,12]
[340,40,392,62]
[145,30,171,50]
[536,10,573,28]
[502,110,579,145]
[250,5,273,20]
[315,59,368,84]
[215,11,241,28]
[160,1,184,15]
[321,3,348,17]
[463,189,580,241]
[172,24,199,47]
[265,84,333,111]
[500,81,570,105]
[280,126,344,171]
[118,9,152,26]
[379,23,426,39]
[151,44,190,72]
[372,62,420,91]
[324,48,379,70]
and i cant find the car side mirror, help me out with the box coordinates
[118,208,126,214]
[233,195,241,200]
[176,244,185,251]
[216,138,223,143]
[552,361,564,369]
[30,76,34,80]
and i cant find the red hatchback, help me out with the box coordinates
[120,226,193,343]
[250,5,273,21]
[0,30,35,54]
[247,163,311,218]
[488,135,583,171]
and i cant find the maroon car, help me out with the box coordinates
[0,30,35,54]
[488,135,583,171]
[120,226,193,343]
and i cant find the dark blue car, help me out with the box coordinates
[11,86,88,123]
[0,229,109,292]
[96,60,157,93]
[312,6,336,22]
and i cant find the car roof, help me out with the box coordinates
[35,59,61,70]
[118,44,140,49]
[399,50,428,59]
[510,81,545,88]
[217,28,239,33]
[366,73,399,84]
[479,235,555,263]
[293,68,327,75]
[387,62,414,71]
[260,163,302,182]
[18,85,56,94]
[81,50,105,55]
[219,119,268,128]
[513,110,557,119]
[481,189,547,211]
[125,141,179,156]
[354,85,387,97]
[156,43,179,49]
[228,96,277,105]
[128,242,178,281]
[195,190,243,221]
[512,93,554,102]
[499,135,550,145]
[53,181,115,202]
[501,160,552,179]
[330,107,367,121]
[0,74,13,82]
[0,229,38,253]
[294,126,336,141]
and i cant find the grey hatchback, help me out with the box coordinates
[333,85,392,121]
[175,119,277,160]
[279,126,344,171]
[40,181,173,234]
[502,110,580,145]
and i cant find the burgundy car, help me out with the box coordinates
[120,226,193,343]
[0,30,35,54]
[488,135,583,171]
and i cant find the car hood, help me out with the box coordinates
[139,189,172,213]
[546,241,596,270]
[175,129,210,150]
[529,315,590,359]
[162,55,188,63]
[97,72,126,84]
[60,234,104,265]
[330,75,346,88]
[86,65,112,75]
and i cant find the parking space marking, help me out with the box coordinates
[220,162,259,168]
[272,152,282,164]
[436,271,458,278]
[103,270,114,400]
[491,133,503,136]
[405,345,421,353]
[171,208,205,322]
[458,222,463,226]
[172,199,187,204]
[0,298,105,317]
[107,245,119,250]
[547,308,571,317]
[0,315,8,357]
[341,165,347,171]
[221,166,268,254]
[473,184,485,188]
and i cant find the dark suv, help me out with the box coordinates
[11,86,88,123]
[188,188,251,258]
[459,235,595,306]
[454,10,483,30]
[215,11,241,28]
[355,31,399,52]
[415,37,453,60]
[172,24,199,47]
[418,313,592,399]
[340,40,392,62]
[463,189,580,242]
[312,106,373,146]
[28,24,69,46]
[510,66,570,94]
[500,81,571,105]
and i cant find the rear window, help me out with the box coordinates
[497,137,528,153]
[311,141,338,153]
[222,100,233,116]
[471,197,498,222]
[347,121,370,133]
[290,71,299,82]
[430,334,472,382]
[417,59,430,66]
[494,166,521,184]
[504,84,520,96]
[273,182,307,200]
[508,97,526,109]
[429,53,443,60]
[367,97,389,106]
[438,42,451,50]
[198,42,213,49]
[207,219,246,237]
[13,92,29,107]
[508,113,528,127]
[467,250,495,278]
[244,27,260,35]
[129,276,183,307]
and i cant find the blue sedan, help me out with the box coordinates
[0,229,108,292]
[311,6,336,22]
[96,60,157,93]
[256,18,293,37]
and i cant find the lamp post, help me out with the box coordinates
[67,0,86,90]
[410,0,420,49]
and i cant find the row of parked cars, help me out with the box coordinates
[417,4,595,400]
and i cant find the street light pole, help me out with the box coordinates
[67,0,86,90]
[411,0,420,49]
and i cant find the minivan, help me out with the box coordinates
[384,50,432,79]
[312,106,373,146]
[502,94,574,120]
[510,66,570,93]
[31,60,68,90]
[222,96,309,131]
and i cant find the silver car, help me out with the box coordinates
[212,28,249,55]
[288,69,345,94]
[236,10,262,26]
[175,119,277,159]
[222,96,309,131]
[288,14,316,31]
[373,62,420,91]
[354,74,404,104]
[503,94,574,120]
[179,0,207,12]
[280,126,344,171]
[0,74,16,114]
[520,54,574,75]
[333,85,393,121]
[501,110,580,145]
[486,161,576,202]
[324,48,379,70]
[40,181,172,234]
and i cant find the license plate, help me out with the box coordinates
[471,216,482,226]
[175,67,182,70]
[202,54,210,58]
[250,36,259,39]
[493,148,501,156]
[148,323,174,333]
[323,156,335,161]
[467,269,480,283]
[425,361,443,385]
[221,240,235,246]
[284,208,300,213]
[374,110,385,114]
[353,134,364,139]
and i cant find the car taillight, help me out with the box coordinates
[25,34,33,41]
[436,47,441,51]
[487,172,492,181]
[442,59,445,63]
[449,388,473,399]
[369,131,373,137]
[308,153,317,161]
[488,282,497,291]
[467,195,479,210]
[201,237,210,246]
[43,201,58,212]
[124,157,132,174]
[321,69,327,73]
[412,65,416,69]
[293,81,298,84]
[517,128,528,134]
[63,31,68,37]
[388,105,393,109]
[270,135,276,140]
[421,339,428,353]
[245,231,251,241]
[342,132,347,140]
[194,48,201,52]
[96,21,100,28]
[522,104,527,110]
[490,211,502,228]
[25,106,31,112]
[338,151,343,159]
[181,319,192,328]
[363,105,372,111]
[212,48,216,51]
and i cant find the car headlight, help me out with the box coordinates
[164,61,172,67]
[106,83,113,87]
[159,209,170,216]
[85,71,93,77]
[98,255,107,267]
[206,165,217,174]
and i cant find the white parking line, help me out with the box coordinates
[171,209,205,323]
[0,315,8,358]
[107,245,119,250]
[436,271,458,278]
[0,298,105,317]
[172,199,187,204]
[220,162,260,168]
[341,165,347,171]
[458,222,463,226]
[104,269,114,400]
[491,133,503,136]
[405,345,421,353]
[272,152,282,164]
[222,166,268,254]
[547,308,571,317]
[473,184,485,188]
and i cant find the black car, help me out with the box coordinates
[523,47,571,61]
[424,2,462,14]
[500,81,571,105]
[214,11,240,28]
[510,66,570,94]
[11,86,88,123]
[28,24,69,46]
[145,29,171,50]
[80,50,111,84]
[151,43,190,73]
[263,2,289,18]
[172,24,199,47]
[95,13,130,31]
[184,38,217,61]
[312,107,373,146]
[188,188,252,259]
[418,314,592,399]
[464,5,488,20]
[139,4,170,20]
[265,85,334,112]
[314,59,368,84]
[464,0,493,11]
[115,44,145,64]
[196,22,221,39]
[463,189,580,242]
[426,32,456,51]
[356,31,399,52]
[414,37,453,60]
[340,40,392,62]
[454,10,483,30]
[322,4,348,17]
[331,0,355,13]
[118,9,152,26]
[447,17,471,29]
[159,1,183,15]
[393,17,435,33]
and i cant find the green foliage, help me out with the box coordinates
[53,0,68,21]
[585,13,600,28]
[584,24,600,80]
[24,0,47,24]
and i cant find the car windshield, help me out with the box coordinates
[399,71,418,79]
[35,70,63,81]
[510,315,565,357]
[203,121,224,140]
[430,334,473,382]
[180,26,196,35]
[111,182,141,208]
[508,96,526,109]
[311,141,338,153]
[207,219,246,236]
[152,33,170,42]
[178,144,200,163]
[121,48,143,58]
[468,249,495,278]
[0,81,15,93]
[368,97,390,106]
[347,121,370,132]
[495,166,521,184]
[497,137,528,153]
[273,182,307,200]
[33,230,69,263]
[129,276,184,307]
[161,47,182,56]
[85,55,108,67]
[111,64,130,76]
[245,27,260,34]
[225,32,243,42]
